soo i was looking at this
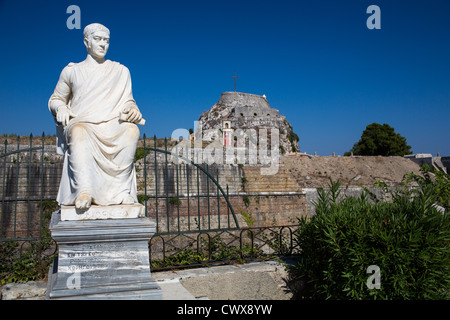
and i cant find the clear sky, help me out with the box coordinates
[0,0,449,156]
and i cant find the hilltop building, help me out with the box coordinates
[196,92,299,154]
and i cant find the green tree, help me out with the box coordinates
[346,123,412,156]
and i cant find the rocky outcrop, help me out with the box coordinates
[196,92,300,154]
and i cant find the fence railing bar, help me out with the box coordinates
[0,145,45,158]
[39,133,45,241]
[206,163,210,230]
[155,227,241,237]
[1,139,7,236]
[164,138,169,234]
[216,169,220,230]
[143,134,147,217]
[197,164,200,231]
[153,135,159,229]
[0,196,58,202]
[13,136,20,238]
[0,236,40,243]
[197,232,211,261]
[175,145,180,233]
[227,185,230,229]
[27,134,32,238]
[186,162,190,231]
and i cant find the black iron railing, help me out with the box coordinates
[0,134,46,242]
[140,135,240,235]
[149,225,300,271]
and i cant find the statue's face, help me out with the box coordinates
[85,30,110,59]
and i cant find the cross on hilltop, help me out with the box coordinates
[231,72,239,92]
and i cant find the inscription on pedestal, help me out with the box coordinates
[56,241,150,289]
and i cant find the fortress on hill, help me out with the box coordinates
[195,92,300,154]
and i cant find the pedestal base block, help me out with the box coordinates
[46,211,162,300]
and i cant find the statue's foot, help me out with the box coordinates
[122,195,135,205]
[75,192,92,210]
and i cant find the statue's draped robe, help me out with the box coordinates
[49,60,139,206]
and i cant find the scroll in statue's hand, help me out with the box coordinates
[122,105,144,124]
[56,106,77,126]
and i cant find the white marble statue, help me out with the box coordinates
[49,23,143,210]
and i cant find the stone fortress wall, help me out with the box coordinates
[0,139,431,238]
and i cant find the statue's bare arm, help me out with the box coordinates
[120,67,142,124]
[48,66,77,126]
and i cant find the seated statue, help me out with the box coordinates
[49,23,143,210]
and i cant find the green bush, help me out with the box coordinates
[242,195,250,207]
[137,194,150,205]
[169,197,181,206]
[292,175,450,300]
[1,201,58,284]
[134,147,146,162]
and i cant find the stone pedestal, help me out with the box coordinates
[46,209,162,300]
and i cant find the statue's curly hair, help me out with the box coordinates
[83,23,110,40]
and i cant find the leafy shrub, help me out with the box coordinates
[0,201,58,284]
[242,195,250,207]
[0,241,54,284]
[137,194,150,205]
[292,175,450,299]
[134,147,147,162]
[169,197,181,206]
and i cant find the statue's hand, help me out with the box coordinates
[56,106,77,126]
[122,105,142,124]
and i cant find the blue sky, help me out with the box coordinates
[0,0,449,156]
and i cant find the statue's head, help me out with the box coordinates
[83,23,110,60]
